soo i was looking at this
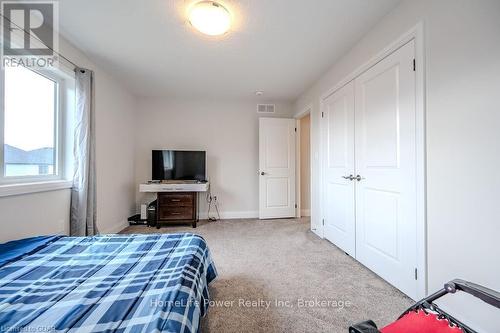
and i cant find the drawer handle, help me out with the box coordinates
[171,199,181,202]
[171,212,181,215]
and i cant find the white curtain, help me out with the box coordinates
[70,68,97,236]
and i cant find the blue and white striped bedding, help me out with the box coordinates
[0,233,217,333]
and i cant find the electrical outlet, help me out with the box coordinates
[213,195,217,201]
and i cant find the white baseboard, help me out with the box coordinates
[99,220,129,234]
[301,209,311,217]
[100,211,260,234]
[199,210,259,220]
[102,211,260,234]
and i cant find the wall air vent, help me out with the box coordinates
[257,104,275,113]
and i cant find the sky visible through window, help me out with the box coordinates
[4,66,56,176]
[5,66,55,150]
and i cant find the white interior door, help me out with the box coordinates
[322,82,356,256]
[259,118,296,219]
[354,40,417,298]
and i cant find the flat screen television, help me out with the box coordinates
[152,150,206,181]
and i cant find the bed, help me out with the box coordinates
[0,233,217,333]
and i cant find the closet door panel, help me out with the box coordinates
[322,81,356,256]
[354,40,417,299]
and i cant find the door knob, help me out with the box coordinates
[260,171,266,176]
[342,175,354,181]
[354,175,365,181]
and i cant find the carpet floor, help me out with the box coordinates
[122,218,412,333]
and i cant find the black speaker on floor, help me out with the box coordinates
[147,200,157,227]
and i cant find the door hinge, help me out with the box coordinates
[294,127,297,132]
[321,111,324,118]
[413,58,416,71]
[295,203,297,208]
[414,268,418,280]
[322,218,325,226]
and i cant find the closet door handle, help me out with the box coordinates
[342,175,354,181]
[355,175,365,181]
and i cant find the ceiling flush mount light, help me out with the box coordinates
[189,1,231,36]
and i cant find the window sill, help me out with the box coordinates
[0,180,73,198]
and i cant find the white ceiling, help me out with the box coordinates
[58,0,401,100]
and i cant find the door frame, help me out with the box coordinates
[294,105,312,219]
[319,22,427,299]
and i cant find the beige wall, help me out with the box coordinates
[134,98,293,218]
[294,0,500,330]
[0,190,71,242]
[299,114,310,215]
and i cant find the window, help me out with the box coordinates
[4,66,57,178]
[0,65,71,185]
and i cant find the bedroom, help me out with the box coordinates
[0,0,499,332]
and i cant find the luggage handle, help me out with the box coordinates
[445,279,500,309]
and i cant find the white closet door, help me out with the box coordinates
[354,40,417,298]
[322,82,356,256]
[259,118,296,219]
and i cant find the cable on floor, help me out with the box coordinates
[206,183,221,222]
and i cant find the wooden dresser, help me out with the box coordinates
[156,192,198,228]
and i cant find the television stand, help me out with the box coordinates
[139,181,209,229]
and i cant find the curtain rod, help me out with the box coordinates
[0,13,80,71]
